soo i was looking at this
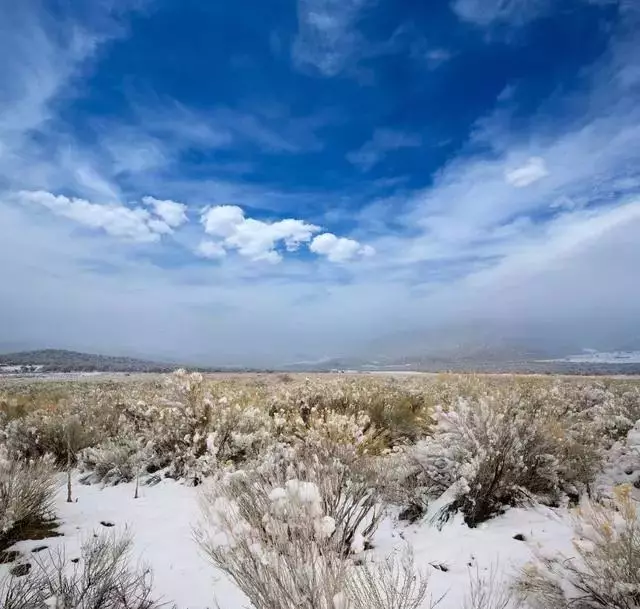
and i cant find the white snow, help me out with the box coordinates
[549,350,640,364]
[374,506,576,608]
[0,473,579,609]
[1,475,248,609]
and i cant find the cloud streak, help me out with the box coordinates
[347,129,422,171]
[452,0,552,27]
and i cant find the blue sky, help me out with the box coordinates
[1,0,639,364]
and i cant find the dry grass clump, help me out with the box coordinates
[0,532,169,609]
[0,450,57,550]
[516,484,640,609]
[276,377,434,446]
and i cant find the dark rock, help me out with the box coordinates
[513,533,526,541]
[399,502,425,524]
[100,521,115,528]
[430,562,449,572]
[71,558,80,564]
[145,474,162,487]
[31,545,48,553]
[0,550,20,564]
[10,563,31,577]
[625,467,634,475]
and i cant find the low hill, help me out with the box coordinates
[0,349,181,373]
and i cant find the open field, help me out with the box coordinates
[2,371,640,608]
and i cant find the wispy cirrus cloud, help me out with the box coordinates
[504,156,549,187]
[347,129,422,171]
[292,0,371,77]
[0,4,99,143]
[451,0,552,27]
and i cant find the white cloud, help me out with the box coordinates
[201,205,246,238]
[196,240,227,259]
[347,128,422,171]
[292,0,370,76]
[504,156,549,187]
[0,4,100,143]
[16,190,171,243]
[200,205,321,262]
[309,233,375,262]
[452,0,551,27]
[142,196,188,228]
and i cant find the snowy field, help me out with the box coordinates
[2,474,578,609]
[2,371,640,608]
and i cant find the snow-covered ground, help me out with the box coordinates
[1,474,578,609]
[550,350,640,364]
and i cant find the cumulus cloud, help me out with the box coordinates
[504,157,549,187]
[15,190,184,243]
[196,240,227,259]
[200,205,321,262]
[142,196,188,227]
[347,128,422,171]
[201,205,246,238]
[309,232,375,262]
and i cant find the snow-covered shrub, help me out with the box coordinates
[197,472,349,609]
[197,436,383,556]
[78,436,146,485]
[0,532,168,609]
[197,467,426,609]
[597,420,640,498]
[2,415,91,466]
[516,484,640,609]
[0,384,130,466]
[585,384,640,443]
[277,378,432,449]
[0,450,57,549]
[409,391,601,526]
[251,439,383,552]
[129,371,275,482]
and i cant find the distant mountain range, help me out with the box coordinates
[1,347,640,375]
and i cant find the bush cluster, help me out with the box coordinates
[1,371,640,609]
